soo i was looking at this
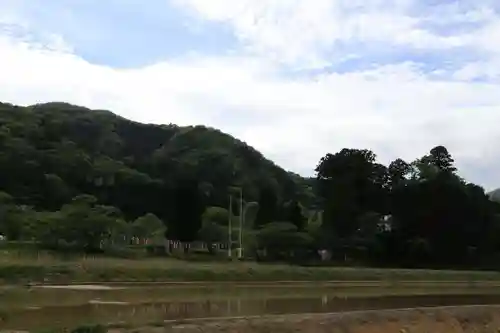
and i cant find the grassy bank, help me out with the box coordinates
[3,252,500,284]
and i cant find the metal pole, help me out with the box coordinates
[238,188,243,259]
[228,194,232,258]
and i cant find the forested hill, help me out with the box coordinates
[0,101,314,220]
[489,188,500,203]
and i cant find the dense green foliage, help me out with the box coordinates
[1,101,500,269]
[315,146,500,268]
[0,101,309,251]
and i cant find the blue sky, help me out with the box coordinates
[1,0,500,188]
[0,0,239,67]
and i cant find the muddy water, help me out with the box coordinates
[2,284,500,330]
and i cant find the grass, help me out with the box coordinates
[3,250,500,284]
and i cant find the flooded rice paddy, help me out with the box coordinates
[2,282,500,330]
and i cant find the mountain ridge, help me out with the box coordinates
[0,101,315,220]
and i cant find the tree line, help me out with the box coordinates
[314,145,500,268]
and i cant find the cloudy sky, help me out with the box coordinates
[1,0,499,189]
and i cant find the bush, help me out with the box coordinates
[102,246,146,259]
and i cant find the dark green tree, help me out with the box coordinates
[285,200,305,231]
[167,178,205,252]
[37,195,122,252]
[256,222,312,261]
[254,185,278,228]
[429,145,457,173]
[315,148,387,240]
[388,146,498,266]
[132,213,165,243]
[388,158,411,187]
[198,220,226,254]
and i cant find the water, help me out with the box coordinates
[2,283,500,330]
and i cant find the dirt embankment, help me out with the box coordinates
[125,305,500,333]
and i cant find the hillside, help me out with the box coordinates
[2,101,500,269]
[0,101,314,221]
[489,188,500,203]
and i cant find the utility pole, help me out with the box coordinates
[228,194,232,258]
[238,188,243,259]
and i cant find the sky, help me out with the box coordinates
[1,0,500,189]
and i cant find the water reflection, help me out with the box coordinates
[3,293,500,330]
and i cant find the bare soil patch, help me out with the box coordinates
[125,305,500,333]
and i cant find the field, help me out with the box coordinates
[8,305,499,333]
[3,250,500,284]
[4,282,500,331]
[4,250,500,332]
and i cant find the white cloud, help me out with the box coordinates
[174,0,500,67]
[1,0,500,189]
